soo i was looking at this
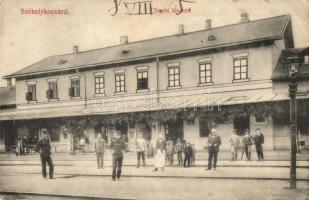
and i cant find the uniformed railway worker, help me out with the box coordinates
[35,130,54,179]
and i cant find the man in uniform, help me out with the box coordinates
[35,130,54,179]
[110,132,126,181]
[206,128,221,170]
[254,128,264,161]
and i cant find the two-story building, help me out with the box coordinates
[1,14,308,152]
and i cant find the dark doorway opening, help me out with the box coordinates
[233,116,250,136]
[165,120,184,141]
[116,122,128,142]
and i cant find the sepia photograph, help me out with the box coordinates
[0,0,308,199]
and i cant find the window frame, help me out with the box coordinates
[70,78,80,97]
[199,62,212,84]
[233,57,248,81]
[48,82,58,99]
[95,75,105,95]
[27,84,36,101]
[168,66,180,87]
[115,72,126,93]
[137,70,149,91]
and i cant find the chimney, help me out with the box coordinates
[73,45,79,53]
[178,24,184,34]
[120,35,128,45]
[240,12,249,23]
[206,19,212,30]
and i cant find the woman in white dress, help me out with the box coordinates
[153,135,166,172]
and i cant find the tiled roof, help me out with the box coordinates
[272,47,309,80]
[0,87,16,107]
[7,15,290,78]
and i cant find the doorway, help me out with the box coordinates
[233,116,250,136]
[165,120,184,141]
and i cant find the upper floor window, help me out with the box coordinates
[94,72,105,95]
[167,63,181,88]
[26,83,36,101]
[115,70,125,93]
[69,77,80,97]
[136,66,148,91]
[47,80,58,100]
[199,62,212,84]
[233,57,248,80]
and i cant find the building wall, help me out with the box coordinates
[158,45,274,90]
[15,45,274,109]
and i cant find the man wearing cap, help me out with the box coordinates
[254,128,264,161]
[206,128,221,170]
[110,132,126,181]
[35,130,54,179]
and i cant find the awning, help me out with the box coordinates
[0,92,308,121]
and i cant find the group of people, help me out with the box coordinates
[67,135,90,155]
[34,128,265,181]
[152,136,197,171]
[16,135,39,156]
[228,128,264,162]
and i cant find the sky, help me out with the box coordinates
[0,0,309,87]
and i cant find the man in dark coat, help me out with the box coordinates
[254,128,264,161]
[183,141,193,168]
[110,132,126,181]
[206,128,221,170]
[35,130,54,179]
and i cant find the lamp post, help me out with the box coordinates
[286,56,301,189]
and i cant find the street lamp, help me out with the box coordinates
[285,56,301,189]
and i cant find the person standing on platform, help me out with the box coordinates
[206,128,221,170]
[243,129,254,161]
[174,138,184,166]
[254,128,264,161]
[183,141,193,168]
[135,134,147,168]
[35,130,54,179]
[153,134,166,172]
[95,133,105,169]
[166,139,174,165]
[110,132,126,181]
[228,129,240,161]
